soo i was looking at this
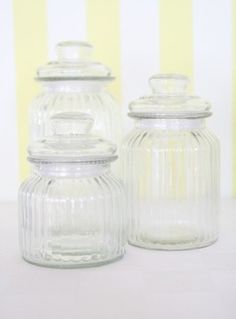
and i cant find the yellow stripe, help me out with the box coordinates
[233,0,236,196]
[13,0,48,179]
[86,0,121,99]
[160,0,193,87]
[159,0,193,196]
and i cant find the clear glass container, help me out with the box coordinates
[30,41,121,146]
[19,113,126,268]
[122,74,220,250]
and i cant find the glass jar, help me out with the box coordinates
[122,74,220,250]
[30,41,121,146]
[19,113,126,268]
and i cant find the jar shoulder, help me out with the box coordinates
[122,127,219,150]
[19,172,124,197]
[30,89,118,113]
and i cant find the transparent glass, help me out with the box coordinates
[122,74,220,250]
[29,41,122,147]
[19,112,126,267]
[19,162,126,268]
[30,81,121,145]
[122,118,220,250]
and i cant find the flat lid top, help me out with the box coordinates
[28,112,117,163]
[128,74,211,119]
[36,41,114,81]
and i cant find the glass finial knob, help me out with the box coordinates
[56,41,93,62]
[50,112,94,136]
[149,74,189,96]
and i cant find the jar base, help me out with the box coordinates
[22,250,125,268]
[128,237,218,251]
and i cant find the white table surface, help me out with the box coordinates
[1,200,236,319]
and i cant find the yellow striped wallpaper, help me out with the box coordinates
[13,0,48,178]
[2,0,234,198]
[87,0,121,99]
[160,0,193,90]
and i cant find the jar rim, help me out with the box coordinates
[128,111,212,119]
[35,76,115,82]
[28,155,118,165]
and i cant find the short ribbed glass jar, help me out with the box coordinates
[19,113,126,268]
[29,41,121,146]
[122,74,220,250]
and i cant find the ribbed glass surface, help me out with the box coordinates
[19,163,126,268]
[29,83,121,146]
[122,118,220,250]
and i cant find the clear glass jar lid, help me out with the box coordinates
[128,74,211,119]
[28,112,117,163]
[36,41,114,81]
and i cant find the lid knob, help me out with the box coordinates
[149,74,189,96]
[50,112,94,136]
[56,41,93,62]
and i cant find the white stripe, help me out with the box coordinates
[47,0,87,59]
[0,1,19,200]
[120,0,160,133]
[193,0,232,197]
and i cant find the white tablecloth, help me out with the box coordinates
[1,200,236,319]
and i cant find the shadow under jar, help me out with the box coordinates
[122,74,220,250]
[19,113,126,268]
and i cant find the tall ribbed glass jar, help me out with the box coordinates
[29,41,121,146]
[122,74,220,250]
[19,113,126,268]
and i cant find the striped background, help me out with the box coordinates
[1,0,234,200]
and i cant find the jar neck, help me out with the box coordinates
[135,118,206,130]
[32,162,111,178]
[41,80,109,93]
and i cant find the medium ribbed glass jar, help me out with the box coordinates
[19,113,126,268]
[29,41,121,146]
[122,74,220,250]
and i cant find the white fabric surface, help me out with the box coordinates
[1,200,236,319]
